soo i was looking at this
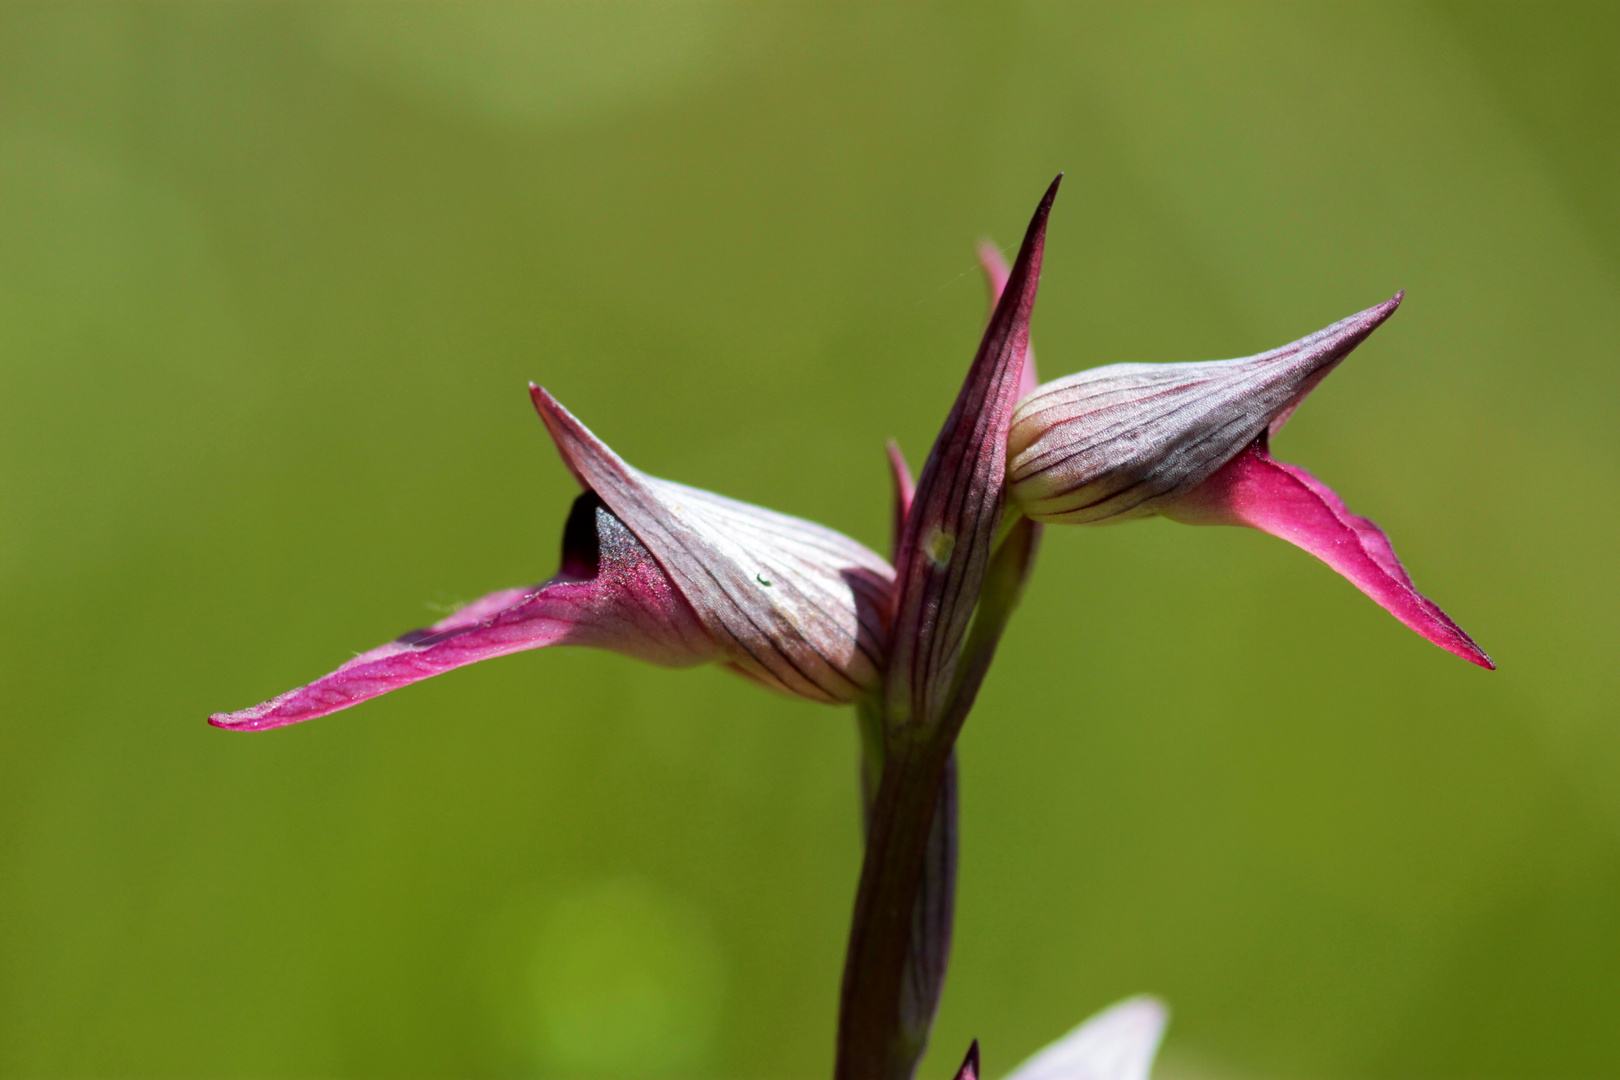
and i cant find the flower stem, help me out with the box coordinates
[851,702,960,1080]
[836,516,1041,1080]
[836,734,957,1080]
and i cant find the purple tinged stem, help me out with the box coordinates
[896,750,958,1063]
[874,438,958,1067]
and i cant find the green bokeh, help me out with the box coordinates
[1,4,1616,1078]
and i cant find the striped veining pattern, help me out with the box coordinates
[1008,295,1401,524]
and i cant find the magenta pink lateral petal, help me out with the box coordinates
[1172,444,1493,668]
[209,584,587,731]
[210,505,718,731]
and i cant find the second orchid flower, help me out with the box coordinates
[1005,293,1492,668]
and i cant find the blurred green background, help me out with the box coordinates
[2,3,1617,1078]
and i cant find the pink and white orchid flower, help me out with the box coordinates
[210,391,895,731]
[1005,296,1493,668]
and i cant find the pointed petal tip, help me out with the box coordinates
[526,384,598,492]
[1338,291,1403,337]
[528,382,560,425]
[1011,177,1062,257]
[208,707,316,732]
[1171,446,1495,671]
[1302,293,1402,351]
[953,1039,980,1080]
[972,173,1062,302]
[1037,173,1063,216]
[1334,291,1402,340]
[1427,630,1494,670]
[206,699,315,733]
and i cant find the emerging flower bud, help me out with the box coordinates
[1004,294,1493,668]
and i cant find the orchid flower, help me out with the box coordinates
[210,388,895,731]
[944,996,1167,1080]
[1005,296,1493,668]
[211,174,1491,1080]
